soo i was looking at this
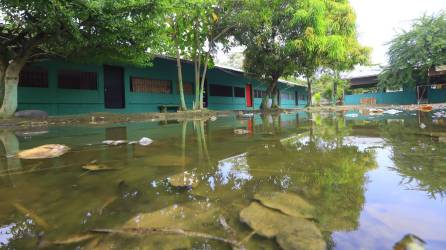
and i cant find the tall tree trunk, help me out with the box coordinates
[306,77,312,107]
[332,80,337,106]
[0,61,5,105]
[260,78,278,111]
[332,71,340,106]
[0,63,23,118]
[175,44,187,111]
[0,131,21,170]
[271,86,279,109]
[193,23,201,110]
[199,53,209,110]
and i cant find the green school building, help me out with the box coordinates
[16,57,308,116]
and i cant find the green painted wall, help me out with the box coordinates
[18,58,306,115]
[345,88,446,105]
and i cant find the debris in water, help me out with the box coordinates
[139,137,153,146]
[420,123,426,129]
[102,140,127,146]
[210,116,217,121]
[369,109,384,115]
[13,202,49,229]
[418,105,432,112]
[17,144,70,159]
[345,113,358,118]
[383,109,403,115]
[99,196,118,215]
[82,162,114,171]
[253,192,314,219]
[168,171,199,188]
[393,234,425,250]
[40,234,96,247]
[234,129,250,135]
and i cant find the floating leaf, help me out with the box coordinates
[82,163,114,171]
[254,192,314,219]
[17,144,70,159]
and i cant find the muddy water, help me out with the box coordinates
[0,110,445,249]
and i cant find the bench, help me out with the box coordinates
[158,105,180,113]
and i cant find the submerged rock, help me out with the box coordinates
[17,144,70,159]
[240,202,325,250]
[168,171,199,188]
[14,110,48,119]
[239,202,284,238]
[253,192,314,219]
[124,201,219,230]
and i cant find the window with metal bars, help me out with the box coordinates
[19,67,48,88]
[177,81,194,95]
[234,87,245,97]
[210,84,233,97]
[130,77,172,94]
[254,89,267,98]
[58,70,97,90]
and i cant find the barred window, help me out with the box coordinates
[210,84,232,97]
[131,77,172,94]
[19,67,48,88]
[58,70,97,90]
[281,92,295,100]
[254,89,267,98]
[177,81,194,95]
[234,87,245,97]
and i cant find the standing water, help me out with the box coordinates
[0,110,445,249]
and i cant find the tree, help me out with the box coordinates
[294,0,369,106]
[378,12,446,90]
[234,0,306,110]
[162,0,238,111]
[235,0,366,110]
[0,0,162,117]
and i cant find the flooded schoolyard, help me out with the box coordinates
[0,110,445,249]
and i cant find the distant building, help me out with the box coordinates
[18,56,308,115]
[343,65,446,105]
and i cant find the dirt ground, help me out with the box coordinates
[1,103,445,130]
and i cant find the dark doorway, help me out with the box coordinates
[104,65,125,109]
[295,91,299,106]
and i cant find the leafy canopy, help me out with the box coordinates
[379,12,446,89]
[0,0,163,66]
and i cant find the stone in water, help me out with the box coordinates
[17,144,70,159]
[169,171,199,188]
[139,137,153,146]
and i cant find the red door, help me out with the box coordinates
[245,84,253,107]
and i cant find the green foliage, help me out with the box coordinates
[313,92,321,106]
[0,0,162,66]
[314,74,348,102]
[379,12,446,89]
